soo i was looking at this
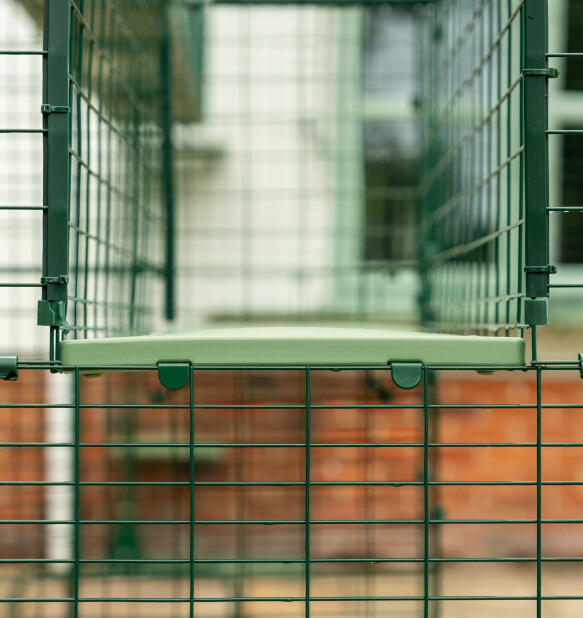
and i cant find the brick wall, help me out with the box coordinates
[1,367,582,563]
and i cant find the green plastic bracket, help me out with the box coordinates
[578,353,583,380]
[524,298,549,326]
[157,362,191,390]
[391,362,423,390]
[0,356,18,381]
[37,300,68,327]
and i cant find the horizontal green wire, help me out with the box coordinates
[547,52,583,57]
[6,400,583,409]
[2,481,582,486]
[547,206,583,211]
[18,363,582,371]
[3,441,583,448]
[2,518,583,525]
[0,129,45,134]
[6,403,583,410]
[2,557,583,565]
[3,595,583,603]
[0,50,45,55]
[0,205,46,210]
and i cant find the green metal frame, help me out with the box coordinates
[1,359,582,617]
[3,2,583,617]
[40,0,71,362]
[36,0,175,361]
[418,0,559,355]
[1,0,572,363]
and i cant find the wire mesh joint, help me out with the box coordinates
[157,362,191,390]
[391,362,423,390]
[0,356,18,381]
[40,104,71,115]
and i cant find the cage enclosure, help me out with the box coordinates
[1,0,583,617]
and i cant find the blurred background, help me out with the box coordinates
[1,0,583,616]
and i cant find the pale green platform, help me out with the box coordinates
[60,326,525,367]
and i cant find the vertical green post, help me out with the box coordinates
[161,5,176,322]
[304,367,311,618]
[428,370,441,618]
[423,368,429,618]
[73,367,80,618]
[189,367,195,618]
[41,0,71,357]
[536,367,542,618]
[523,0,551,325]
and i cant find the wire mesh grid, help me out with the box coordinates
[0,0,169,362]
[65,0,166,340]
[418,0,527,336]
[545,5,583,329]
[2,363,583,617]
[2,1,583,618]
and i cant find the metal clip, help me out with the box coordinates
[41,104,71,114]
[41,275,69,285]
[391,362,423,390]
[157,362,191,390]
[0,356,18,381]
[524,265,557,274]
[522,68,559,78]
[37,300,68,327]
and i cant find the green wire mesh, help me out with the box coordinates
[66,0,167,339]
[3,2,583,618]
[2,362,583,617]
[418,0,526,336]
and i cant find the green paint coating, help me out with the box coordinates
[524,0,551,301]
[41,0,70,358]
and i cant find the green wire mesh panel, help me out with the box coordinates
[64,0,167,340]
[0,0,170,355]
[0,0,203,360]
[3,362,583,617]
[418,0,527,336]
[545,6,583,330]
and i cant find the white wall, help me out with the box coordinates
[0,0,45,356]
[174,5,418,325]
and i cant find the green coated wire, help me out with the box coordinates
[189,368,195,617]
[423,368,429,617]
[305,367,311,617]
[74,367,81,618]
[59,0,167,342]
[420,0,527,336]
[14,364,579,608]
